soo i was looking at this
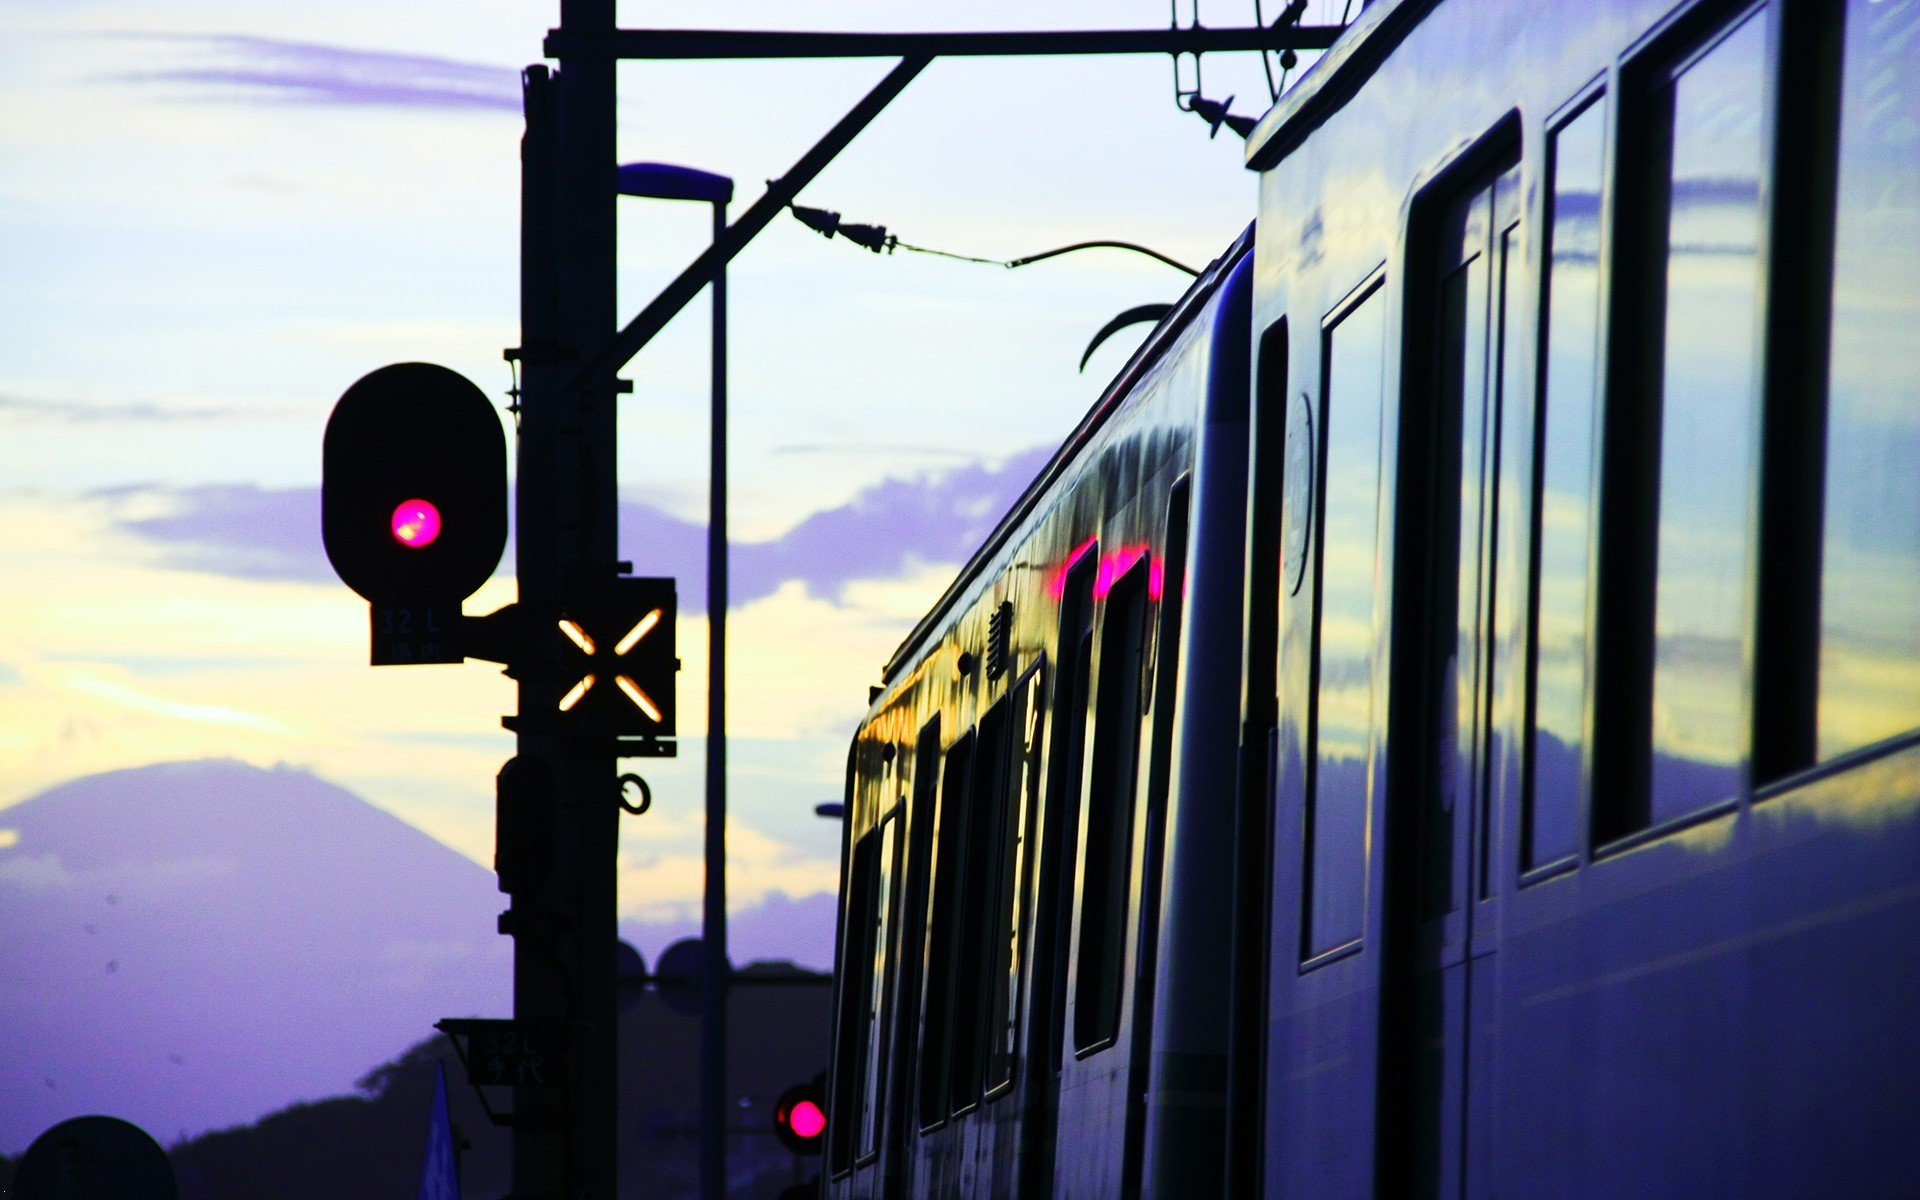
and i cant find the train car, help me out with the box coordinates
[822,232,1253,1200]
[1239,0,1918,1195]
[825,0,1920,1195]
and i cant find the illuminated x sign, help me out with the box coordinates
[555,577,678,741]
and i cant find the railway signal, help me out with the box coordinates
[772,1079,827,1156]
[322,362,507,664]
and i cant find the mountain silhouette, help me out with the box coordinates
[0,965,833,1200]
[0,759,512,1154]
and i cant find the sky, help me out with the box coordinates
[0,0,1342,938]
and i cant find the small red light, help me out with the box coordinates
[391,499,442,548]
[787,1098,826,1140]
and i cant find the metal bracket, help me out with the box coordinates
[459,602,525,665]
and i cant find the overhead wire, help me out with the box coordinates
[886,239,1004,266]
[788,204,1202,276]
[1254,0,1279,100]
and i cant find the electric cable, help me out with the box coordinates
[1255,0,1279,100]
[788,204,1201,276]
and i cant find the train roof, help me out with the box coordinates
[1244,0,1432,171]
[879,225,1253,686]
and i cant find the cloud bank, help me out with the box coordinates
[104,445,1054,612]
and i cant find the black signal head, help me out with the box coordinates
[322,362,507,607]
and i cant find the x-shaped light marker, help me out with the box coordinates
[555,610,665,722]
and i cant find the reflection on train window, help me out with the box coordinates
[949,700,1010,1111]
[1525,95,1606,870]
[1817,0,1920,760]
[918,729,974,1128]
[1074,558,1151,1051]
[985,668,1044,1095]
[1643,5,1768,826]
[1305,279,1388,960]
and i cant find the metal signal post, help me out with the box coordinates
[507,0,622,1193]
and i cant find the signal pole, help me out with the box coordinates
[512,0,620,1194]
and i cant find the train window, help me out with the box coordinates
[831,811,879,1170]
[918,728,974,1129]
[1595,5,1771,839]
[1643,5,1769,825]
[858,812,900,1160]
[1816,0,1920,760]
[893,716,939,1146]
[1305,278,1388,961]
[828,807,893,1169]
[985,667,1045,1096]
[1524,94,1607,871]
[950,699,1010,1112]
[1074,556,1151,1052]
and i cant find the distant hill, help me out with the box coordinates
[0,759,841,1169]
[0,760,513,1154]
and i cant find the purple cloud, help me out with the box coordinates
[105,34,521,112]
[108,484,326,585]
[103,446,1054,612]
[730,447,1054,606]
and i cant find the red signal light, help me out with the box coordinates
[788,1098,826,1140]
[391,499,442,548]
[773,1080,827,1154]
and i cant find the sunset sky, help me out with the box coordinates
[0,0,1334,933]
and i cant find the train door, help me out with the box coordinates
[1379,154,1521,1199]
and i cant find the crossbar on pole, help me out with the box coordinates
[545,24,1343,60]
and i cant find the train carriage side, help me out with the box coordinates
[1239,0,1920,1197]
[825,243,1254,1200]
